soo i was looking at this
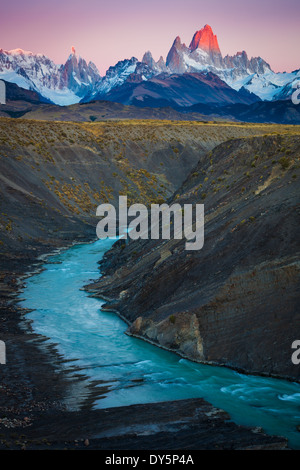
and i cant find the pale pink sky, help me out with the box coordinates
[1,0,299,75]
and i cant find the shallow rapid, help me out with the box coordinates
[20,239,300,448]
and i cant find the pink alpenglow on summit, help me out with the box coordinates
[189,24,221,55]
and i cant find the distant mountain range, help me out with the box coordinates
[1,78,300,125]
[0,24,299,110]
[0,46,101,105]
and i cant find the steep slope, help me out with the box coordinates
[189,25,221,55]
[60,47,101,97]
[93,72,260,107]
[163,25,297,101]
[86,131,300,381]
[167,25,223,71]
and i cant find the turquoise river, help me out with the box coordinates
[19,239,300,449]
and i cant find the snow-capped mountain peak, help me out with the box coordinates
[189,24,221,55]
[0,46,101,105]
[157,25,298,101]
[0,25,298,106]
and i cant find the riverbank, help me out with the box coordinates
[0,118,298,450]
[85,133,300,383]
[0,239,291,450]
[0,398,289,450]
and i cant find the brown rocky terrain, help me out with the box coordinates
[0,117,299,449]
[0,398,288,450]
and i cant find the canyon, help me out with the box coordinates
[0,117,299,449]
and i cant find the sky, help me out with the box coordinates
[0,0,299,75]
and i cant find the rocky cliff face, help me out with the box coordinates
[86,132,300,382]
[166,37,189,74]
[142,51,167,74]
[166,25,224,73]
[164,25,271,90]
[59,48,101,96]
[189,25,221,54]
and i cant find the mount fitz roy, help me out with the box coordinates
[0,24,299,107]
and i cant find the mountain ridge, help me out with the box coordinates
[0,25,299,106]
